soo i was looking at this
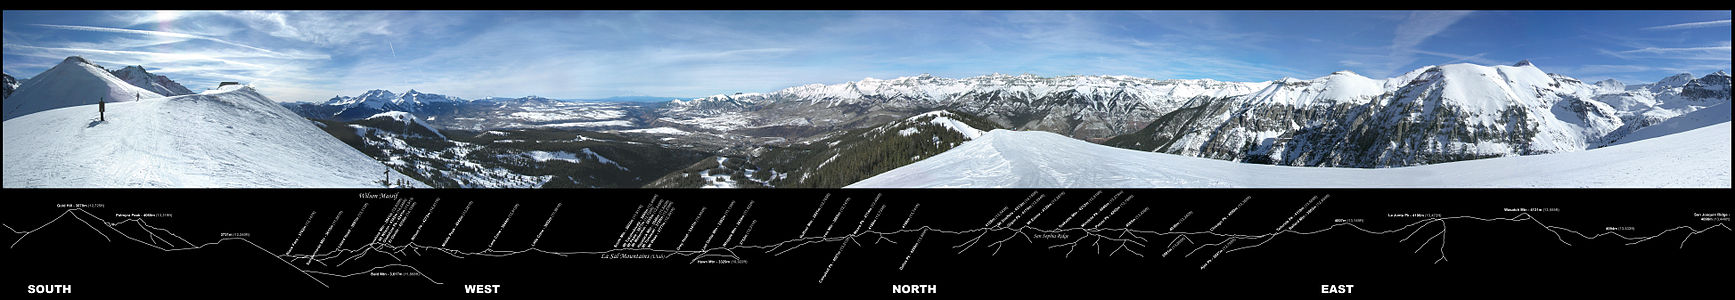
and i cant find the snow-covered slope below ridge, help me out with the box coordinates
[4,87,425,188]
[849,123,1731,188]
[4,56,164,121]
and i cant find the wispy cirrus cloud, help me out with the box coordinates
[1601,41,1734,62]
[1410,49,1500,66]
[1375,11,1475,76]
[1619,45,1733,55]
[29,24,325,60]
[1642,19,1730,30]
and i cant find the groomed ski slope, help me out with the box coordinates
[849,122,1731,188]
[4,87,425,188]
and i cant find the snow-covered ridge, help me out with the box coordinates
[898,110,986,139]
[367,111,448,140]
[850,124,1731,188]
[5,87,423,187]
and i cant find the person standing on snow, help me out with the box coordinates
[98,96,105,121]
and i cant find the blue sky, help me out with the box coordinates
[4,10,1730,102]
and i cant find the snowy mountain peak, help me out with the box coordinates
[360,89,397,99]
[398,89,462,104]
[1702,71,1731,82]
[108,65,195,96]
[61,56,96,67]
[1595,79,1626,91]
[311,88,469,121]
[1513,59,1534,67]
[1657,73,1696,87]
[115,65,148,73]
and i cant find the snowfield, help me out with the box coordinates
[4,87,425,188]
[849,122,1731,188]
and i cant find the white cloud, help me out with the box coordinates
[222,11,393,47]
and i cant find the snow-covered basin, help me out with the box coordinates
[4,87,424,187]
[850,123,1732,188]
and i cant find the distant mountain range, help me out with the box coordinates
[654,61,1729,168]
[1104,62,1729,167]
[568,96,689,102]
